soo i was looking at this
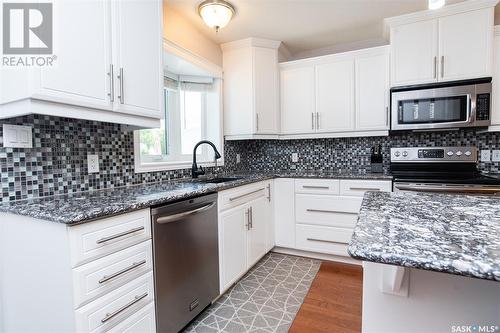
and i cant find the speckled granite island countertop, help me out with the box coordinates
[0,171,392,225]
[348,191,500,281]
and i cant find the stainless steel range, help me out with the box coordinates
[391,146,500,195]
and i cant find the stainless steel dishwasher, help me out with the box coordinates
[151,193,219,333]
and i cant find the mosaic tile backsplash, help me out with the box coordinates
[1,115,499,202]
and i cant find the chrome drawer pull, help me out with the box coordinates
[229,188,265,202]
[307,238,346,245]
[306,209,357,215]
[96,226,145,244]
[98,259,147,284]
[101,292,148,323]
[302,185,329,189]
[349,187,380,191]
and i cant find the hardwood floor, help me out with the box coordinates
[289,261,363,333]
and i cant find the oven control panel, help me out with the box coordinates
[391,147,477,162]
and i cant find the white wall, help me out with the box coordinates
[163,2,222,67]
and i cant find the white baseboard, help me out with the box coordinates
[272,246,362,266]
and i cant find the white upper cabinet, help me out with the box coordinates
[388,5,495,87]
[0,0,163,127]
[356,49,390,131]
[438,9,494,82]
[112,0,163,118]
[280,46,390,138]
[390,20,438,86]
[315,59,355,132]
[491,26,500,130]
[222,38,281,139]
[34,0,112,110]
[280,66,316,134]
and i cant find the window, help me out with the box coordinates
[134,77,223,173]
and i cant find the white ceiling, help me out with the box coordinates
[164,0,497,57]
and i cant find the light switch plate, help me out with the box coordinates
[87,154,100,173]
[480,150,491,162]
[2,124,33,148]
[291,153,299,163]
[492,150,500,162]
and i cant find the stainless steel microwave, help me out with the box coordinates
[390,78,492,131]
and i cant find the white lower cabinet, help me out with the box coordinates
[218,181,274,293]
[275,178,392,258]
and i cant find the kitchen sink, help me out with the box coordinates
[200,177,243,184]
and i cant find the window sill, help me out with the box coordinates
[134,159,224,174]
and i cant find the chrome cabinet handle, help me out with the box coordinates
[266,184,271,202]
[98,259,147,284]
[245,208,250,230]
[302,185,329,190]
[316,112,320,130]
[229,188,265,202]
[256,114,259,132]
[306,209,357,215]
[101,292,148,323]
[307,238,346,245]
[349,187,381,191]
[107,64,114,102]
[155,202,215,224]
[249,206,253,229]
[96,226,145,244]
[433,56,437,79]
[117,67,124,104]
[441,56,444,78]
[385,106,389,127]
[311,113,315,130]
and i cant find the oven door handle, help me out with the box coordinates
[394,184,500,194]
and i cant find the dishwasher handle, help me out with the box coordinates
[155,202,216,224]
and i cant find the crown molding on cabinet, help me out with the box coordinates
[164,39,223,78]
[221,38,282,51]
[383,0,500,38]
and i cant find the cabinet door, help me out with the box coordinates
[274,179,295,248]
[315,59,355,132]
[390,20,438,86]
[438,9,494,82]
[112,0,163,118]
[34,0,112,110]
[254,47,279,134]
[219,206,247,291]
[355,51,390,131]
[280,66,315,134]
[247,197,269,268]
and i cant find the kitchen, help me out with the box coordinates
[0,0,499,332]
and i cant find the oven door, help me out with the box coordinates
[391,84,475,131]
[393,182,500,195]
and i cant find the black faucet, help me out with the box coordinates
[192,140,222,178]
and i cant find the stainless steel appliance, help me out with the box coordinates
[391,78,492,131]
[391,146,500,195]
[151,193,219,333]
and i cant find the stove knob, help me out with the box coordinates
[456,151,463,156]
[402,151,408,157]
[465,151,472,156]
[394,151,401,157]
[447,151,454,156]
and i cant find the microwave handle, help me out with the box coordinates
[468,94,475,124]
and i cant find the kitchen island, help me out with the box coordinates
[348,191,500,333]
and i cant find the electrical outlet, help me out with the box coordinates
[87,154,100,173]
[236,154,241,164]
[480,150,491,162]
[291,153,299,163]
[492,150,500,162]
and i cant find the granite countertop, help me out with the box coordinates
[0,171,391,225]
[348,191,500,281]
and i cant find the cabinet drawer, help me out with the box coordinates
[296,224,353,257]
[108,302,156,333]
[68,209,151,268]
[295,179,340,195]
[339,180,392,197]
[296,194,361,228]
[72,240,153,309]
[219,181,270,211]
[75,272,154,333]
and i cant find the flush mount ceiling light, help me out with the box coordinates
[428,0,446,10]
[198,0,235,32]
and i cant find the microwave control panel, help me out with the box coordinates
[476,93,490,121]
